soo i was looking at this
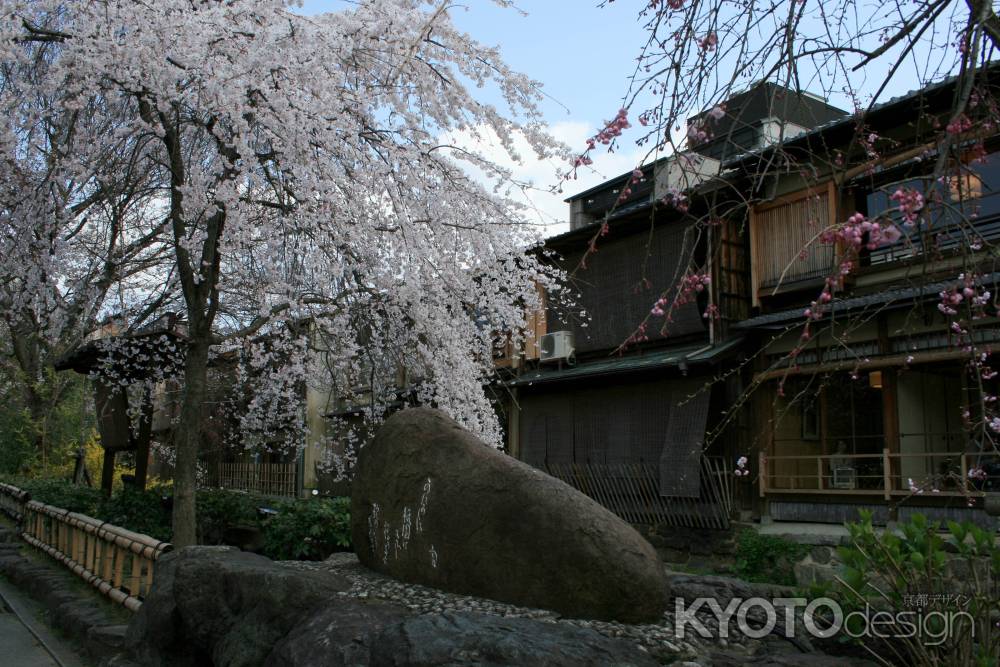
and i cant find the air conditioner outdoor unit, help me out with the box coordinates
[539,331,574,363]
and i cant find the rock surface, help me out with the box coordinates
[126,546,352,666]
[350,407,667,623]
[126,546,659,666]
[371,612,659,666]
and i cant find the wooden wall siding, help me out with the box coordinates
[519,378,683,467]
[750,183,837,305]
[770,500,890,525]
[519,377,712,501]
[580,175,654,215]
[548,222,705,354]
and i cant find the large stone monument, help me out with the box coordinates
[350,407,668,623]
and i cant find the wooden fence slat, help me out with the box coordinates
[540,459,732,530]
[210,461,298,498]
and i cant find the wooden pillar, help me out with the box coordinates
[101,449,116,497]
[819,386,828,489]
[507,387,521,460]
[132,387,153,491]
[877,317,900,500]
[751,354,773,519]
[881,368,900,453]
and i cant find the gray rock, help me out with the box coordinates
[667,572,796,604]
[809,546,832,564]
[87,624,128,648]
[351,407,667,623]
[370,612,660,666]
[127,546,663,667]
[792,561,838,587]
[264,599,410,667]
[651,525,736,556]
[126,546,351,666]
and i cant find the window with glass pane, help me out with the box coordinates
[865,151,1000,264]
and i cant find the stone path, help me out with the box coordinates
[0,579,88,667]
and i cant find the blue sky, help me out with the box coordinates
[295,1,657,233]
[297,1,646,123]
[294,2,963,234]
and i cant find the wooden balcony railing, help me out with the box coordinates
[0,484,172,612]
[759,449,999,500]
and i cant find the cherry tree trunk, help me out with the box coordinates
[171,339,211,548]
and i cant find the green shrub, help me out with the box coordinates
[262,496,351,561]
[196,488,264,544]
[95,486,172,542]
[4,476,104,515]
[1,476,355,561]
[733,529,808,586]
[0,408,39,475]
[833,511,999,666]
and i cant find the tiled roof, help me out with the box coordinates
[723,64,1000,168]
[735,272,1000,330]
[509,336,743,387]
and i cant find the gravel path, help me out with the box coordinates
[280,553,755,662]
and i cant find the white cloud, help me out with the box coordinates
[440,121,649,239]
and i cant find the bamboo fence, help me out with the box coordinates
[209,461,298,497]
[544,457,734,529]
[0,484,171,612]
[0,481,29,523]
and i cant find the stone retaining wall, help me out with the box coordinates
[635,524,737,571]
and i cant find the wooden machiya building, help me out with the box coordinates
[497,83,851,529]
[732,70,1000,528]
[503,74,1000,532]
[500,189,739,528]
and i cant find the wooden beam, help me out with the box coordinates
[749,206,760,308]
[754,182,832,213]
[755,347,983,382]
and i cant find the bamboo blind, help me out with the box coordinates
[750,185,836,305]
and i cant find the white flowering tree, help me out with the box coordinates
[0,24,173,465]
[2,0,562,545]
